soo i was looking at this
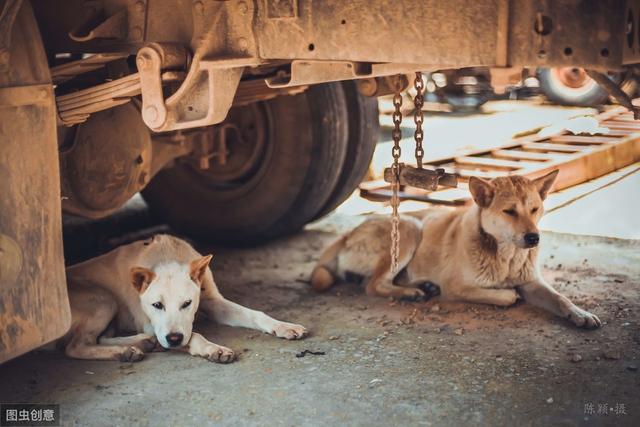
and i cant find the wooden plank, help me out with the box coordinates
[449,168,506,179]
[418,107,630,166]
[522,142,588,153]
[492,149,563,162]
[454,156,531,170]
[517,135,640,191]
[360,106,640,206]
[368,135,639,205]
[549,135,621,145]
[606,115,637,122]
[360,187,468,206]
[601,121,640,131]
[600,129,639,136]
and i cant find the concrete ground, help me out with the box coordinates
[1,100,639,427]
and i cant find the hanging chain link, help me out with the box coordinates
[390,77,403,275]
[413,72,425,169]
[389,73,427,275]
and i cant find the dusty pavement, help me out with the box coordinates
[0,210,639,427]
[1,100,639,426]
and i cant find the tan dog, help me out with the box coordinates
[311,170,601,329]
[60,234,308,363]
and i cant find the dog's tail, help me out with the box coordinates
[310,235,347,292]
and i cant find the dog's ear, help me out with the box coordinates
[189,254,213,286]
[131,267,156,294]
[532,169,559,200]
[469,176,495,208]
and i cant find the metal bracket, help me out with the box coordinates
[68,0,147,43]
[383,165,458,191]
[266,60,435,89]
[137,44,249,132]
[56,71,183,126]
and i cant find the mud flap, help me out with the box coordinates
[0,0,70,363]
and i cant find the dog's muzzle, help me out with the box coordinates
[166,332,184,347]
[524,232,540,248]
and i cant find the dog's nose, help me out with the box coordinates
[165,333,184,347]
[524,232,540,247]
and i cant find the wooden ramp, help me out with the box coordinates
[360,107,640,205]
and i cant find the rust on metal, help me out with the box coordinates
[51,53,129,84]
[0,0,24,71]
[0,0,70,364]
[383,166,457,191]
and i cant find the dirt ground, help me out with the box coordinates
[1,101,639,426]
[0,207,638,427]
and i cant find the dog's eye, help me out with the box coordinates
[152,302,164,310]
[181,300,192,310]
[531,207,539,214]
[503,208,517,217]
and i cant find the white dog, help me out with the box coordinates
[60,234,308,363]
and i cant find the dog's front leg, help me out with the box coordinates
[516,278,601,329]
[99,333,158,352]
[447,286,519,306]
[183,332,236,363]
[199,297,308,340]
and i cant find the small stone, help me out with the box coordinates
[85,371,95,375]
[369,378,383,388]
[454,328,464,336]
[546,397,553,404]
[603,350,621,360]
[626,364,638,372]
[571,354,582,363]
[329,335,340,340]
[431,304,440,313]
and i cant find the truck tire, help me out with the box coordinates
[142,82,349,244]
[537,67,613,106]
[313,81,379,219]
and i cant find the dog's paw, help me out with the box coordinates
[417,281,441,298]
[203,345,236,364]
[137,336,158,352]
[399,288,426,302]
[567,306,602,329]
[119,346,145,362]
[271,322,309,340]
[500,289,519,306]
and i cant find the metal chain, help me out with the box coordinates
[413,72,425,169]
[390,77,403,275]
